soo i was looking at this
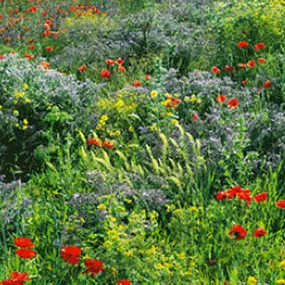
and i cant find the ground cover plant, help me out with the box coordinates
[0,0,285,284]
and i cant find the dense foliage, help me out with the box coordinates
[0,0,285,284]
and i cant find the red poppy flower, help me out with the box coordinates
[28,45,35,50]
[103,140,116,150]
[228,98,239,108]
[101,69,111,79]
[276,200,285,209]
[255,42,266,50]
[116,280,131,285]
[16,249,37,259]
[132,80,142,87]
[88,138,102,146]
[192,114,198,121]
[254,193,268,202]
[60,246,81,265]
[229,224,247,240]
[241,80,248,85]
[224,65,234,72]
[216,191,227,200]
[45,46,53,52]
[0,55,5,60]
[24,54,34,60]
[78,65,87,72]
[118,65,126,72]
[254,228,267,238]
[258,58,266,63]
[145,75,152,80]
[82,259,104,277]
[42,11,48,17]
[211,66,221,74]
[0,272,30,285]
[105,59,115,65]
[237,41,249,48]
[238,63,246,68]
[237,192,252,202]
[247,60,256,68]
[116,58,124,65]
[166,97,181,108]
[0,28,6,33]
[14,237,34,248]
[216,94,227,103]
[262,81,271,88]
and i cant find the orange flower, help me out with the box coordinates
[192,114,198,121]
[211,66,221,74]
[101,69,111,78]
[238,63,246,68]
[255,42,266,50]
[276,200,285,209]
[216,94,227,103]
[118,65,126,72]
[88,138,102,146]
[262,81,271,88]
[228,98,239,108]
[258,57,266,63]
[237,41,249,48]
[105,59,115,65]
[132,80,142,87]
[28,45,35,49]
[241,80,248,85]
[103,140,116,149]
[40,61,50,70]
[247,60,256,68]
[78,65,87,72]
[145,75,152,80]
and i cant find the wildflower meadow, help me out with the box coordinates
[0,0,285,284]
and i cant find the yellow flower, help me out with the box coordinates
[15,123,19,128]
[22,125,28,130]
[23,119,29,125]
[13,110,19,116]
[129,126,134,132]
[153,107,158,112]
[164,92,170,98]
[13,100,18,105]
[190,207,199,213]
[196,98,201,104]
[190,95,196,102]
[184,96,190,102]
[114,130,121,136]
[279,260,285,269]
[151,124,157,132]
[150,90,158,98]
[247,276,257,285]
[115,99,124,108]
[176,252,185,260]
[174,93,180,98]
[23,83,29,90]
[101,114,108,121]
[24,98,31,104]
[171,119,179,125]
[277,280,285,284]
[15,92,25,98]
[167,112,173,117]
[0,105,2,110]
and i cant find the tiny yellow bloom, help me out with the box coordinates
[277,280,285,285]
[13,100,18,105]
[196,98,201,104]
[13,110,19,116]
[23,83,29,90]
[0,105,2,110]
[24,98,31,104]
[150,90,158,98]
[101,114,108,121]
[151,124,157,132]
[174,93,180,98]
[171,119,179,125]
[279,260,285,269]
[22,125,28,130]
[190,95,196,102]
[15,123,19,128]
[23,119,29,125]
[184,96,190,102]
[15,92,25,98]
[129,126,134,132]
[190,207,199,213]
[247,276,257,285]
[99,120,106,125]
[167,112,173,117]
[164,92,170,98]
[114,130,121,136]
